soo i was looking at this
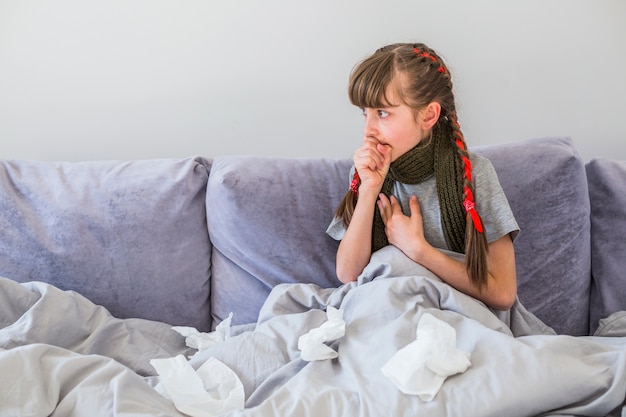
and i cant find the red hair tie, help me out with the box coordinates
[413,47,447,73]
[463,187,484,233]
[349,171,360,197]
[463,200,483,233]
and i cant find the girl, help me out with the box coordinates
[326,43,519,310]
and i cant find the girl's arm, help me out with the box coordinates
[378,194,517,310]
[336,139,391,283]
[412,234,516,310]
[335,188,378,283]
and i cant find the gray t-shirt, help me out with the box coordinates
[326,152,519,251]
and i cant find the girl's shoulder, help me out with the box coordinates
[467,150,492,164]
[467,151,496,176]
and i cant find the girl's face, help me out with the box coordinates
[361,84,428,162]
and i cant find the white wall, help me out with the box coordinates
[0,0,624,162]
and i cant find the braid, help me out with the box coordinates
[448,111,489,290]
[414,44,489,290]
[412,45,449,76]
[337,42,490,291]
[413,44,489,289]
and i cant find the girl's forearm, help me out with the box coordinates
[335,191,379,283]
[407,236,517,310]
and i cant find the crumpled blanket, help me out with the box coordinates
[1,246,626,417]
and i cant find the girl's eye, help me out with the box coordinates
[360,108,388,118]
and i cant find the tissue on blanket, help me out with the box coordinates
[150,354,244,417]
[172,312,233,352]
[381,312,471,401]
[298,306,346,361]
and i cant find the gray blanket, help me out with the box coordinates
[1,247,626,417]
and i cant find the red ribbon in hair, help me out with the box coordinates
[350,171,360,197]
[463,186,484,233]
[461,155,473,182]
[413,47,447,74]
[455,137,483,233]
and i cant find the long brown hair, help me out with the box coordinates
[336,43,489,290]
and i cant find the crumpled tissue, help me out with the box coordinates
[150,354,244,417]
[381,312,471,401]
[172,312,233,353]
[298,306,346,361]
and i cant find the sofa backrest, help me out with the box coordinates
[0,136,593,336]
[586,158,626,334]
[206,156,351,326]
[0,157,214,331]
[207,136,592,335]
[475,137,591,335]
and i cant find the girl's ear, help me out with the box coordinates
[420,102,441,130]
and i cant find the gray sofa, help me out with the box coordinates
[4,135,626,416]
[0,136,624,337]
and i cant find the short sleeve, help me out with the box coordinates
[326,166,355,241]
[471,154,520,243]
[326,216,346,240]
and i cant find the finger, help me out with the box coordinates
[363,136,381,146]
[354,153,380,173]
[377,144,392,172]
[409,195,421,218]
[378,193,391,209]
[364,138,388,168]
[355,144,384,170]
[377,143,392,160]
[377,193,390,221]
[389,195,403,214]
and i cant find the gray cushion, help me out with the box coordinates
[208,137,591,335]
[0,157,213,331]
[474,137,591,335]
[586,158,626,334]
[206,156,351,326]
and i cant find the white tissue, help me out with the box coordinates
[381,312,471,401]
[151,355,244,417]
[298,306,346,361]
[172,312,233,352]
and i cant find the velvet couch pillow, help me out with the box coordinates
[474,137,591,335]
[208,137,590,335]
[206,156,351,326]
[0,157,213,331]
[586,158,626,334]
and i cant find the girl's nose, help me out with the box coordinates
[363,113,377,137]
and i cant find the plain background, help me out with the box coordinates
[0,0,624,162]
